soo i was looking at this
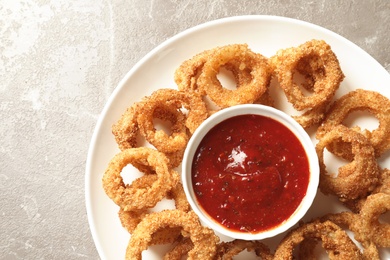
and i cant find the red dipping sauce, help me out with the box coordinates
[192,114,310,233]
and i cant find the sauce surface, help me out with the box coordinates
[192,114,310,233]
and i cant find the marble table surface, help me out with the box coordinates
[1,0,389,259]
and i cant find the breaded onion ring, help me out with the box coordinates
[163,237,194,260]
[118,179,190,234]
[270,39,344,110]
[316,125,379,201]
[270,39,344,128]
[113,88,207,167]
[125,210,219,260]
[175,45,273,115]
[215,240,272,260]
[292,103,329,129]
[137,88,207,152]
[118,174,159,233]
[197,44,271,108]
[174,49,211,95]
[102,147,179,211]
[357,193,390,247]
[112,101,184,168]
[317,89,390,158]
[112,102,142,151]
[118,177,192,249]
[274,220,363,259]
[342,168,390,213]
[137,95,187,153]
[318,212,380,260]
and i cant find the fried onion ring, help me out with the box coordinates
[137,92,186,153]
[357,193,390,247]
[163,237,194,260]
[102,147,179,211]
[112,101,185,167]
[270,39,344,128]
[125,210,219,260]
[319,212,380,260]
[316,125,379,201]
[274,220,363,259]
[270,39,344,110]
[119,185,185,248]
[292,103,329,129]
[118,179,190,233]
[372,168,390,197]
[137,88,207,151]
[215,240,272,260]
[112,102,142,151]
[117,176,193,251]
[174,49,211,95]
[175,46,274,117]
[342,168,390,213]
[316,89,390,158]
[113,88,208,167]
[197,44,271,108]
[118,174,159,233]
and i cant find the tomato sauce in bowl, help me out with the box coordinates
[192,114,309,233]
[182,104,319,240]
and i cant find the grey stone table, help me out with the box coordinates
[1,1,389,259]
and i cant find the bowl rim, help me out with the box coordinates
[181,104,319,240]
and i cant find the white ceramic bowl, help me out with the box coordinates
[181,104,319,240]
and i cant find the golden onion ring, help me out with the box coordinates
[102,147,179,211]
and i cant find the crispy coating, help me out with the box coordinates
[174,49,212,95]
[112,102,142,150]
[112,88,208,167]
[163,237,194,260]
[270,39,344,110]
[270,39,344,128]
[175,44,273,115]
[111,101,185,168]
[292,103,329,129]
[317,89,390,158]
[119,186,186,249]
[116,178,190,248]
[215,239,272,260]
[118,174,159,233]
[316,125,380,201]
[138,88,208,139]
[125,210,219,260]
[342,168,390,213]
[118,177,190,233]
[357,193,390,247]
[102,147,179,211]
[319,212,380,260]
[138,99,188,154]
[197,44,271,108]
[274,220,363,260]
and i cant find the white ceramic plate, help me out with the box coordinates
[86,15,390,259]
